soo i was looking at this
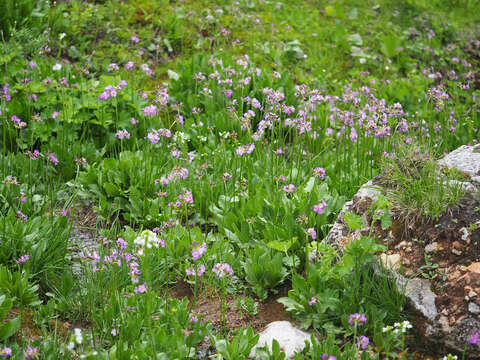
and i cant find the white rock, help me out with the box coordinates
[250,321,312,359]
[438,145,480,185]
[379,253,402,270]
[425,242,438,254]
[468,302,480,315]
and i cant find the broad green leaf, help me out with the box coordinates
[343,211,364,230]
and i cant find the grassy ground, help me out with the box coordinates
[0,0,479,358]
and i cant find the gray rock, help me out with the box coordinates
[425,242,438,254]
[250,321,312,359]
[438,145,480,185]
[395,275,438,321]
[468,302,480,315]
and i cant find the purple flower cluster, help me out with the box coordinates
[212,263,234,278]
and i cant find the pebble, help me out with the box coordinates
[425,242,438,254]
[468,302,480,315]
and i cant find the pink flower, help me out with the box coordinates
[179,190,194,204]
[468,332,480,346]
[311,167,325,180]
[308,296,317,306]
[16,253,30,264]
[134,283,147,294]
[313,201,327,215]
[212,263,234,278]
[47,152,58,166]
[52,111,59,119]
[191,242,206,260]
[306,228,317,240]
[186,264,206,277]
[130,35,140,43]
[283,184,297,194]
[143,105,158,117]
[115,129,130,140]
[25,345,39,359]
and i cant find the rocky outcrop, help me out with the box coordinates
[323,144,480,358]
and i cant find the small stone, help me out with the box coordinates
[469,290,477,298]
[459,227,469,242]
[250,321,312,359]
[468,302,480,314]
[396,241,408,249]
[467,262,480,274]
[452,241,463,250]
[452,249,462,256]
[441,309,449,316]
[425,242,438,254]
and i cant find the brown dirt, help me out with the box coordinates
[371,193,480,327]
[170,280,291,334]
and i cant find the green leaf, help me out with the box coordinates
[267,238,296,253]
[0,316,21,341]
[343,211,364,230]
[303,177,315,193]
[277,297,304,312]
[380,212,392,230]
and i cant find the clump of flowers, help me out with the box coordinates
[24,345,40,359]
[212,263,234,278]
[191,242,206,260]
[311,167,326,180]
[15,253,30,264]
[134,230,165,256]
[348,313,367,327]
[468,332,480,346]
[313,201,327,214]
[186,264,206,277]
[283,184,297,194]
[0,346,12,358]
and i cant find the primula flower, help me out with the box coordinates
[143,105,158,117]
[357,336,370,350]
[306,228,317,240]
[236,143,255,156]
[313,201,327,215]
[191,242,206,260]
[47,152,58,166]
[25,345,40,359]
[186,264,206,277]
[179,190,194,204]
[0,346,12,357]
[468,332,480,346]
[348,313,367,326]
[134,283,147,294]
[16,253,30,264]
[311,167,326,180]
[212,263,234,278]
[221,173,232,181]
[321,355,336,360]
[283,184,297,194]
[115,129,130,140]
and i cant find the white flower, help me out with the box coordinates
[52,63,62,71]
[134,230,162,255]
[74,328,83,344]
[59,32,66,40]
